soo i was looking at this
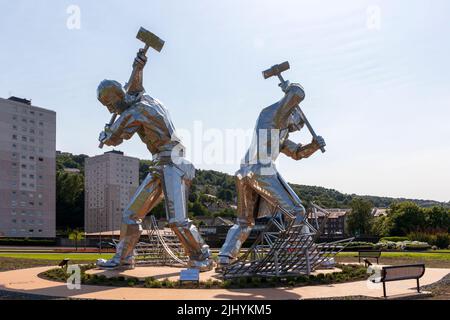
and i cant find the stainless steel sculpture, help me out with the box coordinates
[134,216,189,267]
[218,61,327,267]
[221,203,353,278]
[96,28,213,271]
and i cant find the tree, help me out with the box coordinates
[346,198,374,236]
[424,206,450,232]
[191,201,209,217]
[387,202,426,235]
[218,189,233,201]
[56,171,84,231]
[68,229,84,251]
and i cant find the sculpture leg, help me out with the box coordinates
[218,174,257,265]
[247,171,306,220]
[97,172,163,269]
[161,162,213,271]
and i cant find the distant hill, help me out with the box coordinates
[193,169,450,210]
[55,152,450,230]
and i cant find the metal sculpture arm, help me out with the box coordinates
[281,137,325,160]
[124,49,147,96]
[275,83,306,125]
[99,110,141,146]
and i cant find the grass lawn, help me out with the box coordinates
[337,251,450,260]
[336,251,450,268]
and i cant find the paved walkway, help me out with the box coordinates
[0,266,448,300]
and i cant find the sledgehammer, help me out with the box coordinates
[99,28,165,149]
[262,61,326,153]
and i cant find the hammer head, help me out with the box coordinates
[136,27,165,52]
[262,61,290,79]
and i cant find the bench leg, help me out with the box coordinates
[383,282,387,298]
[417,279,420,293]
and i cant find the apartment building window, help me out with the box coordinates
[12,134,17,140]
[12,125,17,130]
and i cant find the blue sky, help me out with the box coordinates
[1,0,449,201]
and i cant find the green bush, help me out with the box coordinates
[401,241,431,251]
[408,232,450,249]
[408,232,435,244]
[344,241,375,250]
[380,236,409,242]
[434,233,450,249]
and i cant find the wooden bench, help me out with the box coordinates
[374,264,426,298]
[358,250,381,265]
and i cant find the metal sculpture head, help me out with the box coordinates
[287,106,305,132]
[97,79,127,114]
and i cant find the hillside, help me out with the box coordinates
[55,152,450,230]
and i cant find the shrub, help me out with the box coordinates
[399,241,431,251]
[374,241,397,250]
[380,236,409,242]
[344,241,375,250]
[408,232,436,244]
[434,233,450,249]
[408,231,450,249]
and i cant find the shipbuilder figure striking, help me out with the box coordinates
[96,28,213,271]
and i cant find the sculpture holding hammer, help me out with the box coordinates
[96,27,214,271]
[218,61,326,267]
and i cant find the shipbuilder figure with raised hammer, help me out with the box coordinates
[96,28,213,271]
[218,61,326,267]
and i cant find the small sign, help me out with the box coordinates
[179,268,200,283]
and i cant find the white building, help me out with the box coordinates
[84,150,139,233]
[0,97,56,238]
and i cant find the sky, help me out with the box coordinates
[0,0,449,202]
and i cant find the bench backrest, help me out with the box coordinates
[381,264,425,282]
[359,250,381,258]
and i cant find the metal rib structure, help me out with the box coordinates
[221,203,353,278]
[134,215,189,266]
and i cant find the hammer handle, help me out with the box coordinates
[297,107,326,153]
[98,113,117,149]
